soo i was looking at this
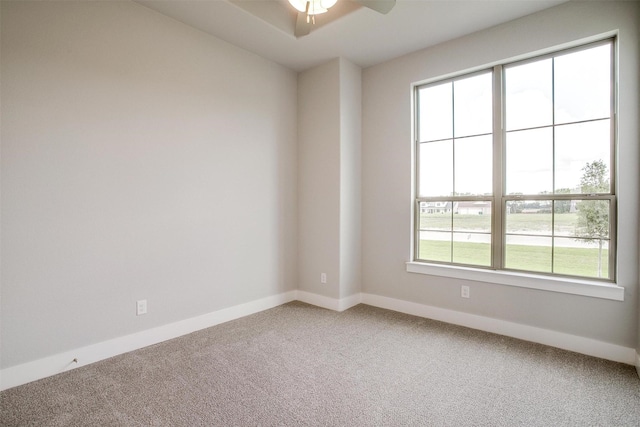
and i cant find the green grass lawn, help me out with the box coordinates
[418,239,609,279]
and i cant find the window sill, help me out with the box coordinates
[406,262,624,301]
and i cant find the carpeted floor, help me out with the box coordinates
[1,301,639,426]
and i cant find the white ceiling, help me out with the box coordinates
[135,0,568,71]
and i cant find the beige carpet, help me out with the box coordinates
[2,301,639,426]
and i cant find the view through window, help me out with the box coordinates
[414,39,615,281]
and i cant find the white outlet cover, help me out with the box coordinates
[136,299,147,315]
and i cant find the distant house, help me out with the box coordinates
[420,201,491,215]
[420,201,454,214]
[455,201,491,215]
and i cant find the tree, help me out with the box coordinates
[508,193,525,213]
[576,160,609,277]
[580,160,609,194]
[554,188,572,213]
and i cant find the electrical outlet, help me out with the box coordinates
[461,286,470,299]
[320,273,327,284]
[136,299,147,316]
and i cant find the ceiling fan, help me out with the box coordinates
[289,0,396,37]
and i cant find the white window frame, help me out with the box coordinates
[408,38,624,301]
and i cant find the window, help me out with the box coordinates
[414,39,615,282]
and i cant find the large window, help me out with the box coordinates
[414,39,615,281]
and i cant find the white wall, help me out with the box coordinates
[362,1,639,348]
[297,58,362,302]
[297,59,342,299]
[338,58,362,300]
[0,0,298,368]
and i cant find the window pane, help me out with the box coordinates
[574,199,610,239]
[453,233,491,266]
[452,203,492,267]
[505,235,552,273]
[419,141,453,197]
[505,58,552,131]
[418,231,451,262]
[419,83,452,142]
[453,203,492,232]
[454,135,492,196]
[553,199,610,239]
[552,202,578,234]
[554,238,609,279]
[555,44,611,124]
[419,206,452,230]
[505,203,552,235]
[555,120,610,193]
[505,128,553,195]
[454,72,492,138]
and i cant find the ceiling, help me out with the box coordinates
[134,0,568,72]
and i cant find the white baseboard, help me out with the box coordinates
[338,293,363,311]
[295,290,361,312]
[0,291,296,391]
[2,289,635,391]
[361,293,637,366]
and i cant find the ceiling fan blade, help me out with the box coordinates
[295,11,312,37]
[356,0,396,14]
